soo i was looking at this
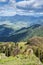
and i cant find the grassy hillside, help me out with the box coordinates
[9,25,43,42]
[0,40,43,65]
[0,54,42,65]
[22,26,43,41]
[26,36,43,62]
[0,24,43,42]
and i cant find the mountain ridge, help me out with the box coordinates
[0,23,43,42]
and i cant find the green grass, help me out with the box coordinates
[0,54,42,65]
[0,41,43,65]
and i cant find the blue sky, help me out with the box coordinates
[0,0,43,29]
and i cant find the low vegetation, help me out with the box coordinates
[0,54,42,65]
[0,37,43,65]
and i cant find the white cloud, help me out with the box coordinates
[16,8,43,17]
[16,0,34,8]
[0,21,13,25]
[16,0,43,8]
[0,0,43,16]
[33,0,43,8]
[10,21,30,30]
[10,0,16,3]
[0,0,16,16]
[0,10,16,16]
[0,0,6,2]
[0,21,30,30]
[14,21,28,27]
[16,0,43,16]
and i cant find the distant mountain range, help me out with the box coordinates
[0,23,43,42]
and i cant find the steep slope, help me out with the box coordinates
[0,24,15,37]
[9,24,42,42]
[0,42,42,65]
[0,24,43,42]
[23,25,43,41]
[26,36,43,62]
[27,36,43,46]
